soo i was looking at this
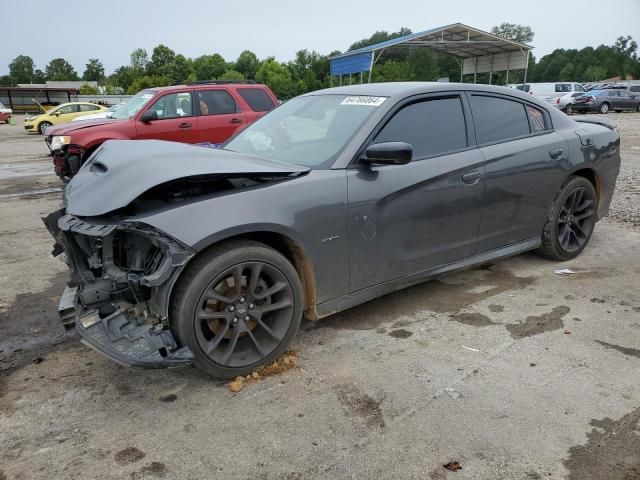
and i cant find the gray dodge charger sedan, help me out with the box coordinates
[45,82,621,378]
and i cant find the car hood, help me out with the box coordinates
[46,118,121,135]
[65,139,310,217]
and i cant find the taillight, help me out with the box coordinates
[556,97,560,104]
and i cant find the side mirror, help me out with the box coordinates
[362,142,413,165]
[140,110,158,123]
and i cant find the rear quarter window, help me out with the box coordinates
[237,88,276,112]
[469,95,531,144]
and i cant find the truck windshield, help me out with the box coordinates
[225,94,384,168]
[110,90,155,120]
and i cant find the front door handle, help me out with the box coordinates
[549,148,564,159]
[462,171,481,185]
[178,122,192,129]
[229,118,243,124]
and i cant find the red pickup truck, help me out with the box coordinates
[45,81,278,178]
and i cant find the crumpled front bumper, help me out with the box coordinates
[46,208,196,369]
[58,286,193,368]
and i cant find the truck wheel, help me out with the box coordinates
[38,121,52,134]
[170,240,303,378]
[537,176,597,261]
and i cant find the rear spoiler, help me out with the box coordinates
[574,116,617,130]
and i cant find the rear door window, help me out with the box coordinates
[374,96,467,159]
[469,95,532,144]
[237,88,277,112]
[197,90,239,115]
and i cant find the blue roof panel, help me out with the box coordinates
[330,51,373,75]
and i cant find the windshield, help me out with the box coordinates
[225,95,384,168]
[110,90,155,120]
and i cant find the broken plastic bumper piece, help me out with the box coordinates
[59,286,192,368]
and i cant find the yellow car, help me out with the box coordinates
[24,102,108,134]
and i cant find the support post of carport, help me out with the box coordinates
[368,51,374,83]
[7,90,13,110]
[521,48,530,87]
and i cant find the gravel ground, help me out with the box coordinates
[0,113,639,480]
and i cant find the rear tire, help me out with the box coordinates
[599,102,610,114]
[565,104,573,114]
[537,176,597,261]
[170,240,303,378]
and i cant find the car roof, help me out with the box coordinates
[303,81,543,103]
[151,82,268,93]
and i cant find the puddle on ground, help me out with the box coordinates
[334,383,385,429]
[314,267,536,331]
[388,329,413,338]
[564,407,640,480]
[505,306,570,339]
[595,340,640,359]
[450,312,496,327]
[0,271,75,375]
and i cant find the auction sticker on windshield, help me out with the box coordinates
[340,96,386,106]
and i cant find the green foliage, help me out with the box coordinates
[82,58,105,82]
[491,23,535,43]
[349,28,412,51]
[219,69,245,81]
[169,54,193,84]
[373,60,415,82]
[126,75,172,95]
[130,48,149,73]
[192,54,226,81]
[584,65,607,81]
[79,84,99,95]
[235,50,259,80]
[147,44,176,77]
[45,58,78,81]
[256,59,294,99]
[9,55,35,84]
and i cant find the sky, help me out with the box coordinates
[2,0,639,76]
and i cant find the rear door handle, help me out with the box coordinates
[178,122,192,129]
[462,171,481,185]
[549,148,564,159]
[229,118,243,124]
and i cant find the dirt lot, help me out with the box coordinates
[0,113,639,480]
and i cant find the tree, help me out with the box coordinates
[169,54,193,84]
[219,69,245,81]
[192,54,226,80]
[45,58,78,81]
[235,50,259,79]
[349,28,412,51]
[9,55,35,84]
[147,44,176,77]
[256,59,294,99]
[79,84,99,95]
[127,75,172,94]
[130,48,149,72]
[613,35,637,59]
[490,23,534,44]
[559,62,575,81]
[584,65,607,81]
[82,58,105,82]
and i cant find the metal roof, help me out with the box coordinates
[330,23,533,77]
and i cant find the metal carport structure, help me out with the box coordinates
[329,23,533,85]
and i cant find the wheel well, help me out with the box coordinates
[571,168,601,202]
[195,232,318,319]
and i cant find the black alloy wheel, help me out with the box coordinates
[171,240,303,378]
[556,186,596,254]
[538,176,597,261]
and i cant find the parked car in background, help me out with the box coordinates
[572,89,640,113]
[71,102,125,122]
[24,102,108,134]
[45,81,278,179]
[554,92,586,113]
[623,84,640,95]
[0,102,12,123]
[44,83,621,377]
[514,82,587,103]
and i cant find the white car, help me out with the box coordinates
[71,102,124,122]
[553,92,586,113]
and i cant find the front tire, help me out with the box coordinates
[599,102,610,114]
[38,121,52,134]
[170,240,303,378]
[537,176,597,261]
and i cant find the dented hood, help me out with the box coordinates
[46,118,121,136]
[65,140,309,217]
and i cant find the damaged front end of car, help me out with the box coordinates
[43,209,195,368]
